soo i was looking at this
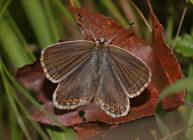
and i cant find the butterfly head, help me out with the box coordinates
[96,35,108,45]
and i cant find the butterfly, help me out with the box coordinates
[40,31,151,118]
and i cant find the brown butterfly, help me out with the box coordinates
[40,32,151,118]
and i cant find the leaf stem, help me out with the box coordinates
[130,0,152,32]
[184,101,193,109]
[171,0,189,51]
[160,123,193,140]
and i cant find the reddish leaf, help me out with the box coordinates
[147,0,184,110]
[15,1,184,139]
[15,60,56,103]
[32,83,159,126]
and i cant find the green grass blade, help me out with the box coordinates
[185,111,193,139]
[42,0,61,42]
[0,88,4,139]
[150,129,159,140]
[185,64,193,139]
[190,0,193,5]
[0,65,4,139]
[5,12,36,61]
[0,0,12,20]
[0,16,32,68]
[20,0,55,49]
[184,64,193,124]
[185,64,193,102]
[100,0,128,26]
[1,69,32,140]
[155,115,173,140]
[0,58,74,133]
[50,0,78,29]
[69,0,81,7]
[1,58,58,140]
[1,59,78,139]
[73,0,81,8]
[9,105,23,140]
[46,126,77,140]
[0,108,2,139]
[166,7,174,46]
[1,60,56,123]
[11,85,49,140]
[156,77,193,113]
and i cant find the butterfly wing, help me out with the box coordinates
[40,40,95,83]
[94,53,130,118]
[94,45,151,118]
[53,55,97,109]
[108,45,151,98]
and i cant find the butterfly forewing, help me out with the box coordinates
[40,40,95,83]
[107,45,151,98]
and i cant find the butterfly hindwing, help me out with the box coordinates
[53,52,97,109]
[40,40,95,83]
[94,53,130,118]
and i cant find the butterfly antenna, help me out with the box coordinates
[89,30,97,42]
[78,14,97,42]
[107,23,134,44]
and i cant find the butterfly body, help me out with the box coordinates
[41,38,151,118]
